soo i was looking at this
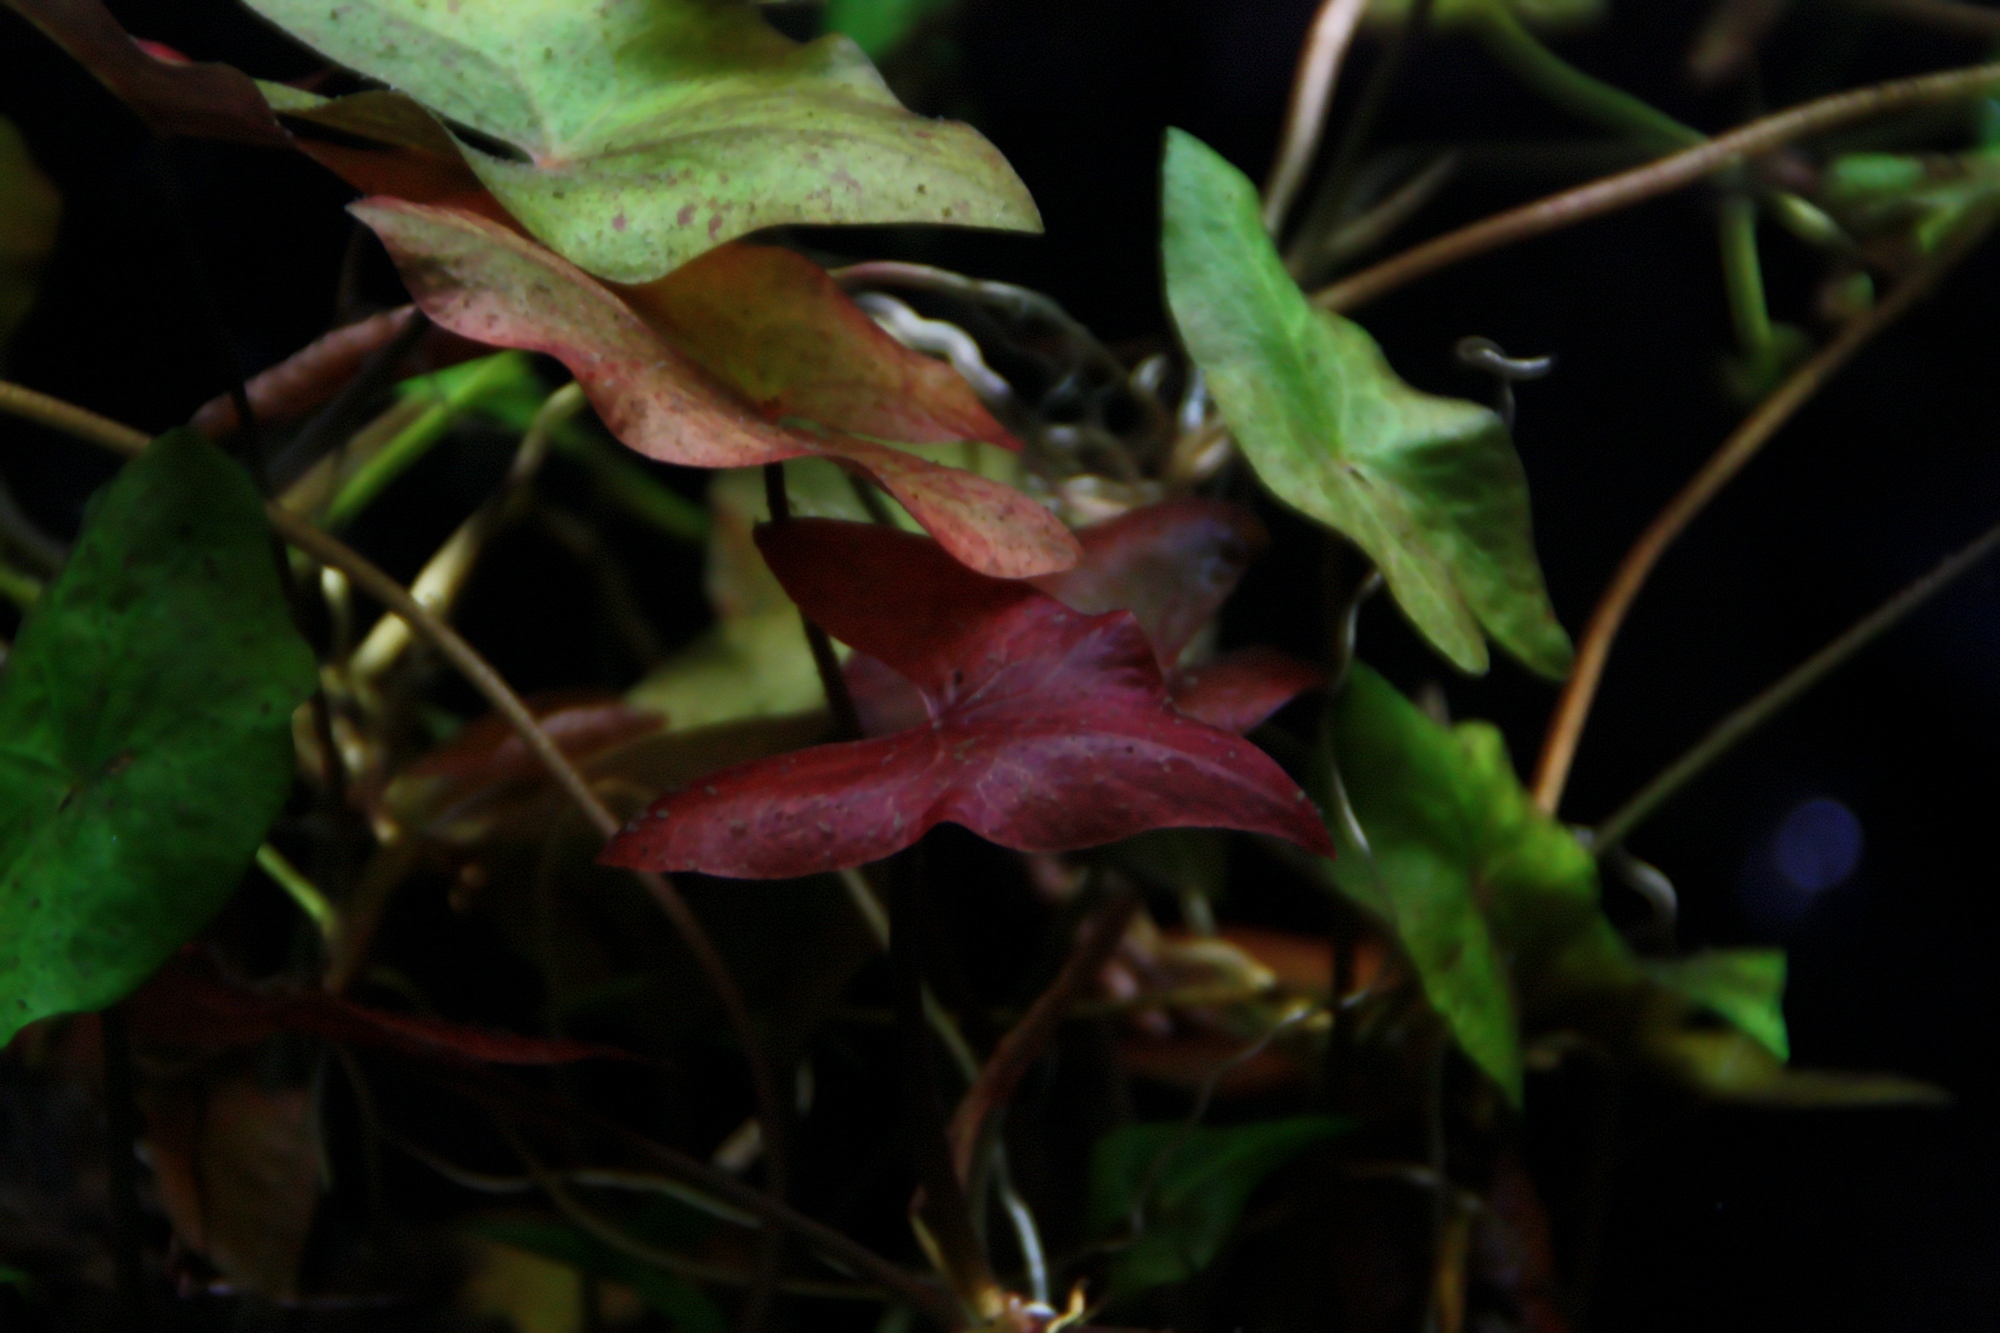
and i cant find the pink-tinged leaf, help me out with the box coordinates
[1033,499,1268,663]
[1169,647,1322,733]
[130,958,641,1068]
[619,243,1017,451]
[353,198,1077,578]
[601,520,1332,879]
[6,0,287,146]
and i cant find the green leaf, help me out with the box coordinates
[1821,148,2000,254]
[1161,129,1571,679]
[242,0,1039,283]
[470,1212,726,1333]
[0,433,316,1045]
[1088,1115,1349,1300]
[0,116,60,361]
[824,0,956,60]
[1321,664,1536,1101]
[1643,949,1788,1062]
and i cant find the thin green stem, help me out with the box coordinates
[1471,1,1705,149]
[255,842,341,952]
[1591,513,2000,854]
[323,352,526,528]
[1717,191,1776,357]
[552,431,710,544]
[0,559,43,611]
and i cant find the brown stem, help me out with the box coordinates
[438,1067,962,1327]
[1313,60,2000,313]
[763,461,863,740]
[945,883,1140,1186]
[1263,0,1372,234]
[1529,217,1996,813]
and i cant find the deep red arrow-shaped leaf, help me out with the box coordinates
[600,519,1332,879]
[846,498,1320,736]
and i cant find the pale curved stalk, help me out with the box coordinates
[1263,0,1372,235]
[1312,60,2000,313]
[349,381,585,682]
[1529,215,1997,813]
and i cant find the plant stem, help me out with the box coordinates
[100,1004,146,1331]
[763,461,863,740]
[255,842,340,952]
[1312,60,2000,313]
[0,379,793,1316]
[1468,8,1784,369]
[944,883,1139,1185]
[348,381,585,682]
[1263,0,1372,235]
[1529,212,1996,813]
[889,851,996,1319]
[1471,0,1705,150]
[1717,190,1777,358]
[0,558,42,610]
[1591,513,2000,854]
[322,351,526,527]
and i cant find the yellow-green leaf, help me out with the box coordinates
[243,0,1039,282]
[1161,129,1571,678]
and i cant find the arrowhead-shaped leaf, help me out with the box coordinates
[1088,1115,1349,1299]
[1327,665,1944,1106]
[354,198,1078,578]
[848,498,1321,734]
[601,519,1333,879]
[1161,129,1571,678]
[0,433,317,1046]
[1323,664,1543,1102]
[242,0,1039,282]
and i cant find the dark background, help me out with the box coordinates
[2,0,1997,1326]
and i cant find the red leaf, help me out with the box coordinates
[191,306,419,439]
[1169,647,1323,733]
[7,0,287,146]
[130,958,640,1068]
[351,198,1079,578]
[845,499,1318,735]
[1032,498,1268,664]
[601,520,1332,879]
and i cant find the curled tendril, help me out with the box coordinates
[1454,336,1556,429]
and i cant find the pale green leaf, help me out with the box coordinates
[243,0,1039,282]
[1161,129,1571,678]
[0,433,317,1045]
